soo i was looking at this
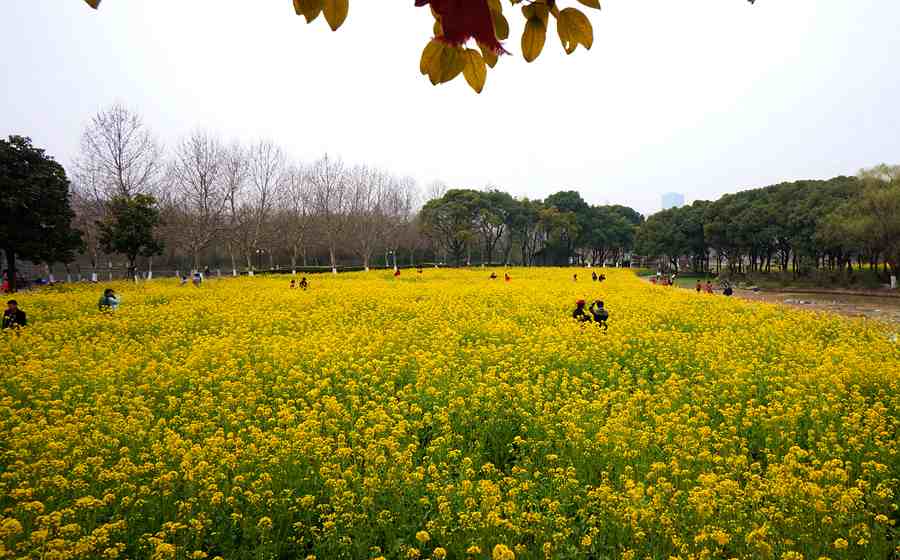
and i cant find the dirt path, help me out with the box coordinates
[731,288,900,324]
[640,276,900,324]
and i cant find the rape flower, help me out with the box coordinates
[416,530,430,543]
[492,544,515,560]
[0,270,896,560]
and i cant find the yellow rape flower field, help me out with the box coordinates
[1,269,898,560]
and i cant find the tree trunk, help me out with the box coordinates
[5,247,17,293]
[329,245,337,274]
[363,252,370,272]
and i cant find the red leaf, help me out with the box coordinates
[416,0,506,53]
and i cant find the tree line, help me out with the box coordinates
[420,189,643,266]
[634,170,900,279]
[68,105,421,279]
[3,105,645,288]
[3,104,898,292]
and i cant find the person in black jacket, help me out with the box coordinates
[589,300,609,331]
[2,300,27,329]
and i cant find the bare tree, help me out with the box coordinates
[70,151,108,280]
[168,131,227,269]
[221,142,248,275]
[425,180,448,203]
[309,155,350,273]
[79,104,163,198]
[381,176,418,270]
[238,140,285,272]
[347,166,386,271]
[284,163,313,273]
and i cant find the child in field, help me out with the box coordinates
[592,271,598,282]
[504,273,510,282]
[298,277,309,290]
[705,281,714,294]
[98,289,119,312]
[590,300,609,331]
[490,272,497,280]
[192,272,202,287]
[598,273,606,282]
[290,279,296,289]
[394,269,401,278]
[572,300,591,322]
[573,273,578,282]
[696,281,702,293]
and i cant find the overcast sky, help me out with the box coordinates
[3,0,899,215]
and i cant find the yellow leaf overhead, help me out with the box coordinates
[322,0,349,31]
[79,0,618,93]
[294,0,323,23]
[462,48,488,93]
[420,39,443,76]
[521,17,547,63]
[557,7,594,53]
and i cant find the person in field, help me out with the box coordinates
[592,270,598,282]
[490,272,497,280]
[298,276,309,290]
[504,272,510,282]
[393,268,401,277]
[573,273,578,282]
[598,273,606,282]
[290,279,296,289]
[2,300,27,329]
[417,267,423,274]
[192,271,202,287]
[589,300,609,331]
[98,288,119,312]
[696,280,702,293]
[705,281,714,294]
[722,281,733,296]
[180,275,189,287]
[572,299,591,322]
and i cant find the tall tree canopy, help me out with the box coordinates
[98,194,164,280]
[0,136,83,292]
[81,0,754,93]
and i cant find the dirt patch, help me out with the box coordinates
[732,289,900,324]
[639,275,900,324]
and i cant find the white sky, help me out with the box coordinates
[3,0,899,215]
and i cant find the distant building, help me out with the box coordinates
[661,192,685,210]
